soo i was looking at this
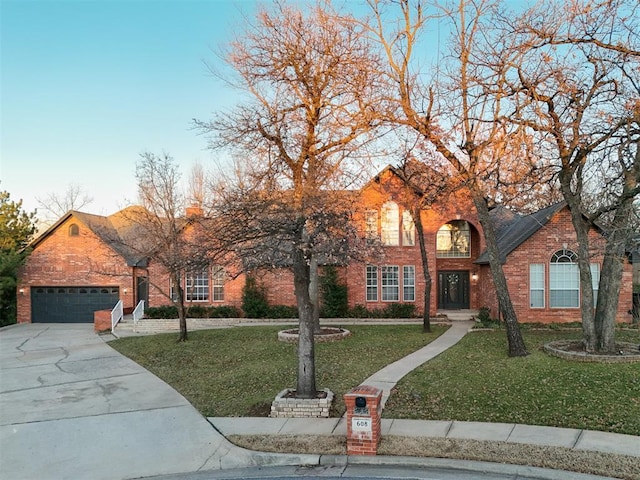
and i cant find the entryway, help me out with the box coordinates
[437,271,470,310]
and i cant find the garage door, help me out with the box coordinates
[31,287,120,323]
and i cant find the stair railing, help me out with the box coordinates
[111,300,124,334]
[132,300,145,332]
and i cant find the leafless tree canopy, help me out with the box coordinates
[197,1,387,397]
[36,183,94,226]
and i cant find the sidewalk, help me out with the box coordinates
[209,416,640,458]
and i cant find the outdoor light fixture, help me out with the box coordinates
[19,288,25,295]
[471,272,479,282]
[123,288,128,294]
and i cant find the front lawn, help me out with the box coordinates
[383,329,640,436]
[109,324,447,417]
[109,325,640,435]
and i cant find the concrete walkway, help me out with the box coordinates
[360,320,473,408]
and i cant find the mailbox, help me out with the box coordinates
[344,385,383,456]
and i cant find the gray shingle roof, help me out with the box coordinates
[475,202,567,264]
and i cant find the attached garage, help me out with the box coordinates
[31,286,120,323]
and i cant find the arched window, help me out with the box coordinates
[68,224,79,236]
[381,201,399,246]
[402,210,415,246]
[436,220,470,258]
[549,249,579,308]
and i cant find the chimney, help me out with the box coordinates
[186,205,203,218]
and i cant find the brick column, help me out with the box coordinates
[344,385,383,456]
[94,310,111,333]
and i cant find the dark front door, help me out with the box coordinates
[136,276,149,306]
[438,271,470,309]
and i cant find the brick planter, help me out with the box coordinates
[270,388,333,418]
[544,340,640,363]
[277,327,351,343]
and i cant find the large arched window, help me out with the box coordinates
[436,220,470,258]
[381,201,400,246]
[402,210,415,246]
[549,249,579,308]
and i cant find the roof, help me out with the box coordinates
[30,206,152,267]
[475,202,567,264]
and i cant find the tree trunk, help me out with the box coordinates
[413,206,432,333]
[293,241,317,399]
[309,254,321,334]
[559,175,596,352]
[593,197,632,353]
[471,189,528,357]
[172,273,188,342]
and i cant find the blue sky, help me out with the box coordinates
[1,0,261,216]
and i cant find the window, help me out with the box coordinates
[381,201,400,246]
[212,266,225,302]
[403,266,415,301]
[170,275,181,301]
[529,264,545,308]
[402,211,415,246]
[590,263,600,307]
[366,265,378,301]
[365,210,378,241]
[550,250,579,308]
[186,270,209,302]
[436,220,470,258]
[69,224,79,236]
[381,265,399,301]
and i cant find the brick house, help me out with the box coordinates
[16,166,634,324]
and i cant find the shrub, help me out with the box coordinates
[145,305,178,319]
[186,305,209,318]
[347,304,371,318]
[207,305,241,318]
[382,303,416,318]
[242,276,270,318]
[320,266,348,318]
[267,305,298,318]
[346,303,416,318]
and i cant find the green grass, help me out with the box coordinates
[383,329,640,436]
[109,326,640,435]
[109,324,447,417]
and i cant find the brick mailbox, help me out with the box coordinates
[344,385,383,455]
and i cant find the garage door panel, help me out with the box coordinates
[31,287,120,323]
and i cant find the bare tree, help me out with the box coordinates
[197,1,383,397]
[494,0,640,352]
[366,0,530,356]
[36,183,94,226]
[125,152,223,342]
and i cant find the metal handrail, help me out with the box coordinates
[132,300,145,332]
[111,300,124,333]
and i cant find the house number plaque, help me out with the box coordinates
[352,417,372,433]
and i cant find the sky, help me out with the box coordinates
[1,0,264,217]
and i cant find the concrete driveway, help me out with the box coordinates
[0,324,307,480]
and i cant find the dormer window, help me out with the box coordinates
[69,224,79,236]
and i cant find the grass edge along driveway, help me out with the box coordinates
[109,325,640,436]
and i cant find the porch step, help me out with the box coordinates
[437,309,479,322]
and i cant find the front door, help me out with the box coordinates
[136,276,149,306]
[438,271,470,309]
